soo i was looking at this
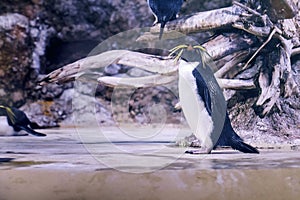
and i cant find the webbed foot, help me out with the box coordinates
[185,147,212,154]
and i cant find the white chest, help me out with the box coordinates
[0,116,28,136]
[178,62,214,148]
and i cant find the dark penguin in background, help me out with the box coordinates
[147,0,184,39]
[0,106,46,137]
[177,46,259,154]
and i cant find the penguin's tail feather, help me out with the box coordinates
[231,139,259,154]
[19,126,46,137]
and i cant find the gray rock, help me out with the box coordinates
[0,13,32,107]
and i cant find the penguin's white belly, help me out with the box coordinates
[178,63,214,148]
[0,116,25,136]
[0,117,15,136]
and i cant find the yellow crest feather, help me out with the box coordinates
[0,105,16,124]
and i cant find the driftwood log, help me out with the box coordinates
[40,0,300,119]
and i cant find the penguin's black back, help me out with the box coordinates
[148,0,183,23]
[148,0,184,39]
[7,107,31,129]
[215,113,259,153]
[192,64,259,154]
[4,107,46,137]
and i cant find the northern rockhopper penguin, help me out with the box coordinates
[172,45,259,154]
[147,0,184,39]
[0,105,46,137]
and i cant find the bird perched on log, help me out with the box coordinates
[171,45,259,154]
[147,0,184,39]
[0,105,46,137]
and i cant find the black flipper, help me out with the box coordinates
[17,125,46,137]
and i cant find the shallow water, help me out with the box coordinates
[0,126,300,171]
[0,126,300,199]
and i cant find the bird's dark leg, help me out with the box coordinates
[159,22,166,40]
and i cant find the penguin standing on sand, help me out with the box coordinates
[0,105,46,137]
[173,45,259,154]
[147,0,184,39]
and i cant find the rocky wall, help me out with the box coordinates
[0,0,232,127]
